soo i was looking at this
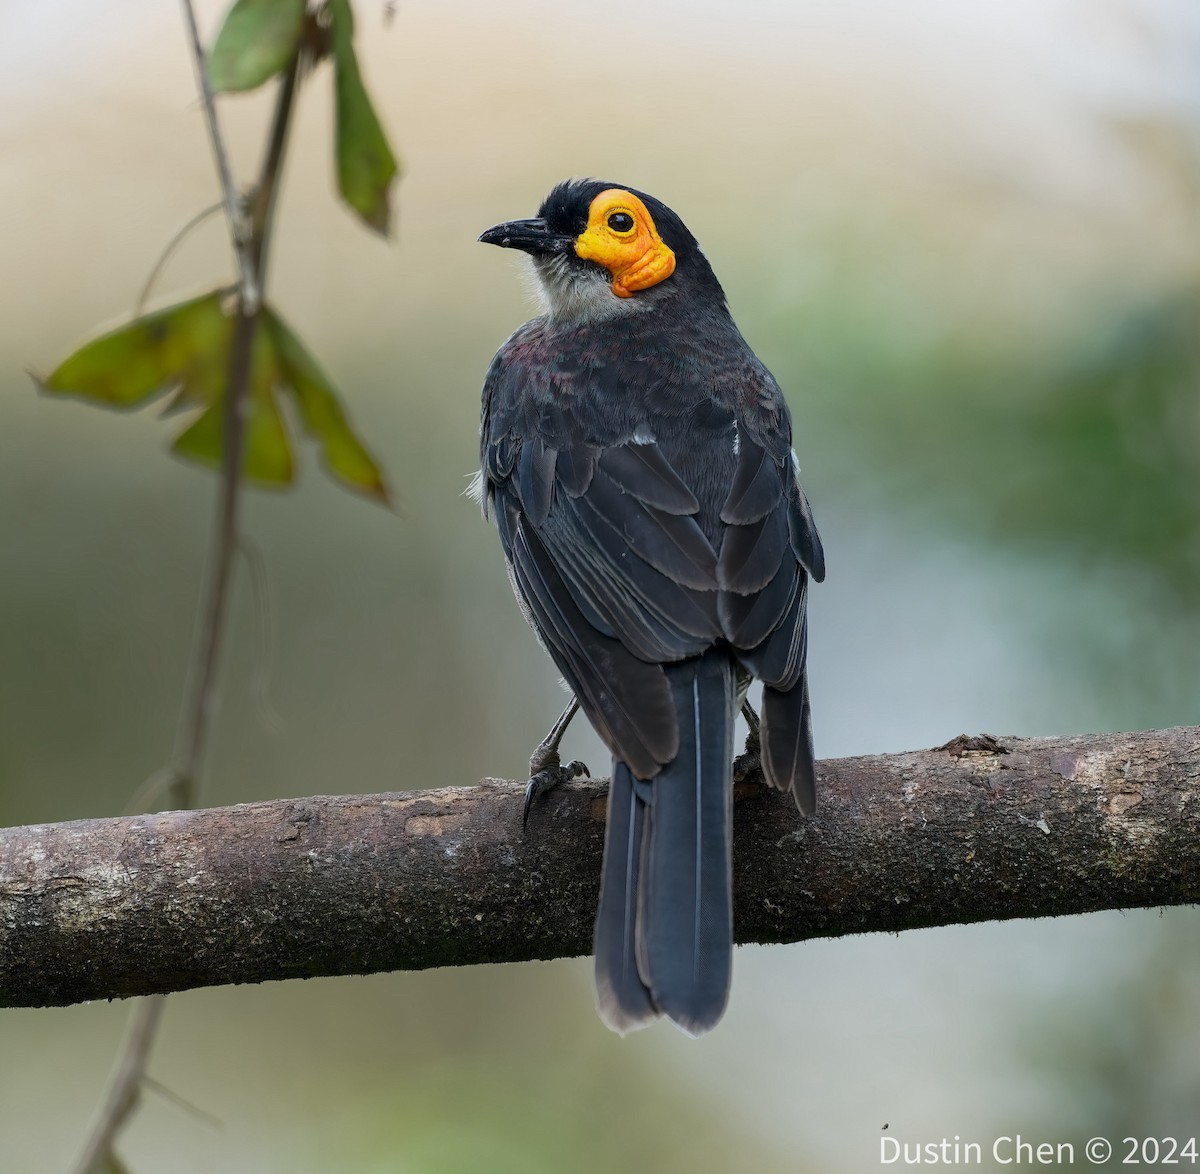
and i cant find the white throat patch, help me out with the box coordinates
[531,253,645,325]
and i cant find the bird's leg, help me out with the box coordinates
[523,697,590,829]
[733,697,763,783]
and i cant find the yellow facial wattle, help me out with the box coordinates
[574,189,676,298]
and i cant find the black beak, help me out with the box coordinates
[478,218,572,256]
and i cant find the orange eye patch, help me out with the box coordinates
[574,189,676,298]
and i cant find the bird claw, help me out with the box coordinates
[523,759,590,830]
[732,723,762,785]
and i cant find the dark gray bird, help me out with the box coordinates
[477,180,824,1036]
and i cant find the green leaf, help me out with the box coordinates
[40,293,390,501]
[209,0,307,93]
[42,292,230,407]
[171,324,294,484]
[265,307,392,502]
[328,0,400,234]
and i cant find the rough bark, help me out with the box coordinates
[1,726,1198,1010]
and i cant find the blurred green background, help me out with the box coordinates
[2,0,1199,1170]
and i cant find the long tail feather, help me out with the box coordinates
[594,651,738,1036]
[760,674,817,815]
[637,651,735,1035]
[594,763,658,1033]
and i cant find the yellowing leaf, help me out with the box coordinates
[265,307,391,502]
[209,0,307,93]
[328,0,399,235]
[42,292,230,407]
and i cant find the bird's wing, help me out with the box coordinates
[717,427,824,677]
[482,343,724,779]
[718,365,824,675]
[481,333,824,792]
[718,366,826,811]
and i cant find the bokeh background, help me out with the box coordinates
[3,0,1200,1169]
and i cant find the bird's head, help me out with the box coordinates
[479,179,724,323]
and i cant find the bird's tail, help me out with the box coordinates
[594,649,735,1036]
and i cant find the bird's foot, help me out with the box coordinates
[733,698,763,784]
[732,723,762,785]
[523,750,590,830]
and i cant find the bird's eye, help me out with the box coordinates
[607,211,635,234]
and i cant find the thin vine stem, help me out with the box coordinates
[67,12,305,1173]
[68,997,167,1174]
[179,0,260,310]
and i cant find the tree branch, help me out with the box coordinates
[4,726,1198,1010]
